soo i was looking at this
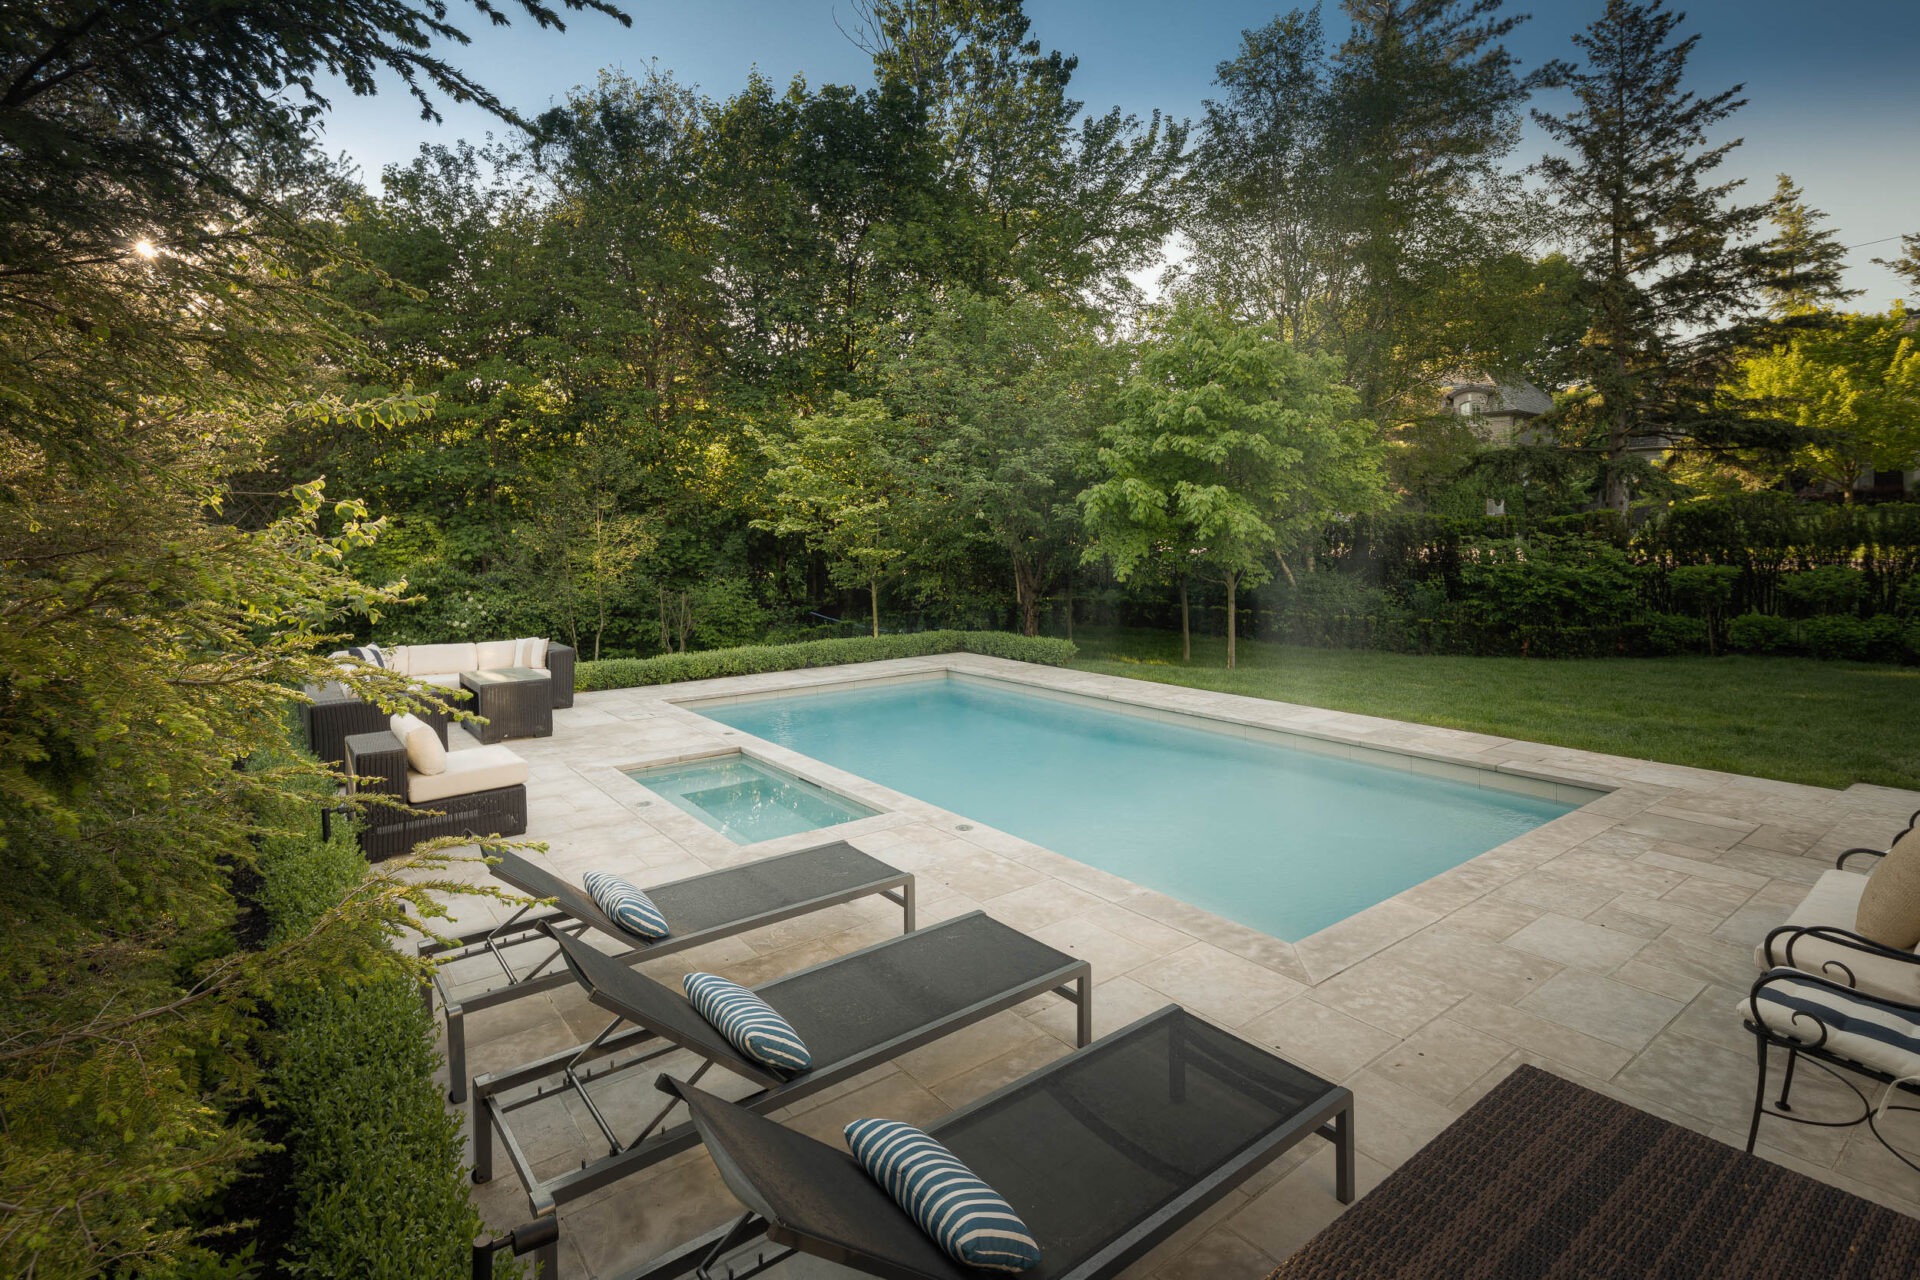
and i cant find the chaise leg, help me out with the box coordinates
[1334,1103,1356,1205]
[1076,973,1094,1048]
[902,878,917,933]
[1777,1045,1799,1112]
[447,1003,468,1104]
[1747,1033,1770,1154]
[472,1087,493,1184]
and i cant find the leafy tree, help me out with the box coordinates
[1727,307,1920,496]
[1876,233,1920,303]
[0,1,628,1270]
[1532,0,1776,512]
[880,292,1109,635]
[759,395,915,635]
[1179,1,1541,422]
[1081,307,1386,667]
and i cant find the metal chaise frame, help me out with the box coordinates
[421,843,915,1102]
[470,911,1093,1275]
[628,1005,1356,1280]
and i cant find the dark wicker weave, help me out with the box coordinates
[343,730,527,861]
[423,844,916,1102]
[640,1006,1353,1280]
[458,667,553,743]
[1267,1064,1920,1279]
[471,912,1093,1235]
[301,682,450,768]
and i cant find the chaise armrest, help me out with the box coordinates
[547,644,575,709]
[1839,847,1886,869]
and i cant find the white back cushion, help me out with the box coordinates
[405,643,478,676]
[390,713,447,776]
[383,645,411,676]
[515,636,549,669]
[476,639,519,669]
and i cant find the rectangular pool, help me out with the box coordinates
[695,677,1581,940]
[624,755,878,845]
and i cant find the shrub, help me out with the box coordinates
[576,630,1076,692]
[1727,612,1795,654]
[1777,567,1866,618]
[1800,615,1874,660]
[273,971,481,1279]
[1453,536,1640,657]
[1269,575,1407,649]
[1640,612,1706,656]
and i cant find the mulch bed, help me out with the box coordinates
[1266,1064,1920,1278]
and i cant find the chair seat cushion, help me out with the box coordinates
[1743,967,1920,1083]
[582,871,671,940]
[411,672,463,691]
[683,973,811,1073]
[1755,869,1920,1004]
[408,744,528,803]
[844,1117,1041,1273]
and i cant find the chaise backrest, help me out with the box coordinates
[484,847,633,942]
[661,1076,972,1280]
[543,923,784,1088]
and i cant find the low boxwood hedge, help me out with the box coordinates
[575,630,1077,692]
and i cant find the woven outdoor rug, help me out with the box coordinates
[1266,1063,1920,1279]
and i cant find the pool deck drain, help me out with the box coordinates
[421,653,1920,1278]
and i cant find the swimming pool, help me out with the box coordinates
[624,755,878,845]
[694,676,1581,940]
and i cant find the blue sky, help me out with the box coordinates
[314,0,1920,303]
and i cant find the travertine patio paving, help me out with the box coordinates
[426,653,1920,1279]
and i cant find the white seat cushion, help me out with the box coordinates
[1741,967,1920,1082]
[1756,869,1920,1003]
[408,744,529,804]
[476,639,520,669]
[410,672,463,691]
[405,642,478,677]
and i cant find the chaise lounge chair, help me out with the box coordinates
[422,843,916,1102]
[631,1005,1355,1280]
[471,911,1093,1264]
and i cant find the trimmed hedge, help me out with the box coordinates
[575,630,1077,692]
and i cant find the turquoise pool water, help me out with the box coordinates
[624,755,878,845]
[698,677,1577,940]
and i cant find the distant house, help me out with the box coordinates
[1440,375,1553,446]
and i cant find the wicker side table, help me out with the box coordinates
[458,667,553,744]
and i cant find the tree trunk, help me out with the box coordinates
[1179,578,1191,662]
[1013,556,1041,637]
[1225,571,1238,669]
[1064,569,1074,641]
[869,577,880,637]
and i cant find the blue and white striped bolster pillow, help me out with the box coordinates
[683,973,812,1073]
[1744,967,1920,1080]
[582,871,671,941]
[844,1118,1041,1273]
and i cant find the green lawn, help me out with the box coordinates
[1067,629,1920,792]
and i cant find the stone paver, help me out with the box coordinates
[424,654,1920,1277]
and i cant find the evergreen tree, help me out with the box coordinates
[1875,233,1920,303]
[1761,175,1859,317]
[1532,0,1775,513]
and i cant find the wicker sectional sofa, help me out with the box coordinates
[301,637,575,766]
[343,729,530,861]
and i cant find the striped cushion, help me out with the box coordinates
[1744,967,1920,1080]
[582,871,670,941]
[683,973,811,1073]
[844,1118,1041,1273]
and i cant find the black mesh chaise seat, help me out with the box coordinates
[470,910,1093,1259]
[634,1006,1355,1280]
[422,844,914,1102]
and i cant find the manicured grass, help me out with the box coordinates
[1067,628,1920,792]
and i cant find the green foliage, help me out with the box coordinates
[1778,567,1867,618]
[272,973,480,1278]
[1453,536,1642,657]
[1641,612,1707,656]
[1727,612,1796,655]
[1665,564,1741,653]
[1081,305,1386,666]
[576,631,1076,691]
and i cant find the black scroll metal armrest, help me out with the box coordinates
[1745,964,1920,1047]
[1763,922,1920,990]
[1838,847,1887,870]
